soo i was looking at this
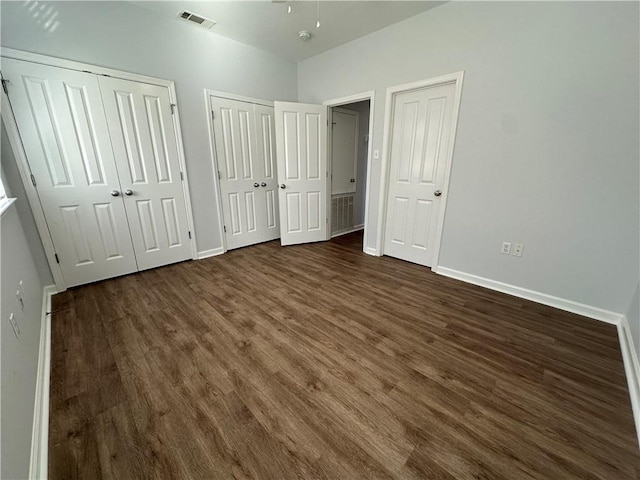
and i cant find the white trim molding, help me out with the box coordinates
[323,90,376,256]
[618,317,640,446]
[29,285,57,480]
[435,266,625,324]
[436,265,640,445]
[197,247,225,260]
[363,246,379,256]
[206,89,274,107]
[331,224,364,239]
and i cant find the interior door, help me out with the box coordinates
[383,82,456,267]
[99,77,192,271]
[274,101,328,246]
[2,58,137,287]
[254,104,280,242]
[210,97,279,250]
[331,108,358,195]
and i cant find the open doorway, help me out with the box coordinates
[325,94,373,251]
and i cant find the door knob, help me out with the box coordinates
[124,189,133,196]
[434,190,442,197]
[261,182,267,187]
[254,183,260,188]
[110,190,120,197]
[280,184,286,189]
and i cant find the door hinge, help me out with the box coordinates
[223,225,227,233]
[30,174,37,187]
[180,171,184,181]
[170,104,176,115]
[211,110,215,120]
[217,170,221,180]
[1,78,8,95]
[188,231,191,239]
[54,253,60,264]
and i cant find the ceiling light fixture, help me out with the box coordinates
[298,30,312,41]
[316,0,320,28]
[287,4,292,14]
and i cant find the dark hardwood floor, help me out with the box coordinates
[49,232,640,479]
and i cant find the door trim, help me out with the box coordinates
[323,91,375,250]
[204,89,276,253]
[0,48,199,290]
[377,72,464,269]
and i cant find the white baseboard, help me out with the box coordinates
[197,247,225,260]
[331,224,364,239]
[618,317,640,446]
[434,267,625,325]
[29,285,57,480]
[363,246,379,256]
[435,266,640,446]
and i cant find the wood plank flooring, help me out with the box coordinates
[49,232,640,479]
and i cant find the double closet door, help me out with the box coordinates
[3,58,192,287]
[210,96,280,250]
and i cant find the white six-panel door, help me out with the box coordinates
[2,58,138,287]
[274,101,328,246]
[99,77,192,271]
[211,96,279,250]
[383,82,456,267]
[3,57,193,286]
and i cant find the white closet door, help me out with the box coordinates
[99,77,192,271]
[274,101,328,246]
[211,97,279,250]
[2,58,137,287]
[383,82,456,267]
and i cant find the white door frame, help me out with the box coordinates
[0,47,199,291]
[204,89,275,255]
[323,91,375,254]
[377,71,464,270]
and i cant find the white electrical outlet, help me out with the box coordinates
[501,242,512,255]
[9,313,20,339]
[513,243,524,257]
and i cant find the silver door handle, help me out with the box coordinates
[434,190,442,197]
[254,183,260,188]
[110,190,120,197]
[124,189,133,196]
[261,182,267,187]
[280,184,286,189]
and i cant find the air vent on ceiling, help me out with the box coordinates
[178,10,217,30]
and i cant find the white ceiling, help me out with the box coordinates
[130,1,444,61]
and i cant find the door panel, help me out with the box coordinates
[274,101,328,245]
[254,105,280,241]
[99,76,192,270]
[383,82,456,267]
[211,97,279,250]
[3,58,137,286]
[331,109,359,195]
